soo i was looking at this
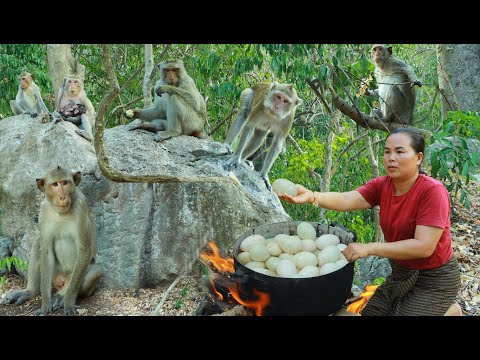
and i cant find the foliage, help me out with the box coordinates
[0,256,28,273]
[0,43,453,245]
[0,44,54,117]
[0,256,28,285]
[429,117,479,209]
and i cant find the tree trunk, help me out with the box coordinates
[365,132,384,243]
[436,44,480,119]
[46,44,85,105]
[143,44,154,107]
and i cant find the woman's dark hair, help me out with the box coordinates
[387,128,427,174]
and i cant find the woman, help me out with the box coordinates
[279,128,462,316]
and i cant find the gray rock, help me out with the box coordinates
[0,115,290,289]
[352,256,392,295]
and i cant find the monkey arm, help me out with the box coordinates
[33,86,50,114]
[158,84,205,113]
[38,244,56,314]
[135,104,166,122]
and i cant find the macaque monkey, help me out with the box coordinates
[53,75,95,141]
[224,82,302,190]
[364,44,422,125]
[10,71,50,119]
[126,60,208,141]
[2,166,102,316]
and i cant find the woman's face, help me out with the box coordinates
[383,133,423,181]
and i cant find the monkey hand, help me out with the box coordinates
[155,85,173,96]
[412,80,423,88]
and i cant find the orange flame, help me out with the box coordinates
[200,241,234,273]
[346,284,379,314]
[229,287,270,316]
[200,241,271,316]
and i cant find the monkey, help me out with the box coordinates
[364,44,422,125]
[126,60,209,141]
[2,166,102,316]
[224,82,302,191]
[52,75,95,142]
[10,71,50,119]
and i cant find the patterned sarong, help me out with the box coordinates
[362,255,460,316]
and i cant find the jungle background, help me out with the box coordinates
[0,44,478,316]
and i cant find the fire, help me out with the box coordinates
[346,284,379,315]
[200,241,271,316]
[200,241,234,273]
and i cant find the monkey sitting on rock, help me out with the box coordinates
[224,82,302,191]
[10,71,51,121]
[52,75,96,141]
[125,59,209,142]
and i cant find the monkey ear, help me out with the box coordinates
[36,178,45,192]
[387,46,393,55]
[31,74,35,81]
[73,171,82,186]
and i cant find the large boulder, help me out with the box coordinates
[0,115,290,289]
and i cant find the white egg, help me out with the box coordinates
[318,245,340,265]
[272,179,298,196]
[249,244,270,262]
[293,251,318,269]
[266,242,282,256]
[240,235,266,252]
[278,235,303,255]
[298,265,321,277]
[336,259,349,268]
[252,268,277,277]
[266,256,280,271]
[319,262,340,275]
[237,252,251,265]
[276,259,297,277]
[301,239,317,252]
[316,234,340,249]
[337,243,347,252]
[245,261,266,269]
[297,222,317,240]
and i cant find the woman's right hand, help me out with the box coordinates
[277,185,314,205]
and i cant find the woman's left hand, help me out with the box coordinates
[342,243,370,262]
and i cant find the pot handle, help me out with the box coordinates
[330,221,357,242]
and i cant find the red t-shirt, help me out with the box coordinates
[356,174,453,270]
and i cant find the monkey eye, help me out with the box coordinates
[276,95,282,100]
[62,180,68,186]
[283,99,289,104]
[52,182,58,187]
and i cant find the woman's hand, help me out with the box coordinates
[277,185,314,205]
[342,243,370,262]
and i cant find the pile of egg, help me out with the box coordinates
[236,222,350,278]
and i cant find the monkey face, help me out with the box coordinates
[163,68,180,86]
[371,44,392,64]
[66,79,82,96]
[19,75,31,89]
[272,92,291,114]
[47,179,75,213]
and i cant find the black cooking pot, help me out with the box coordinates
[232,221,356,316]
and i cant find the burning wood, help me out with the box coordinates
[199,242,271,316]
[346,284,379,314]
